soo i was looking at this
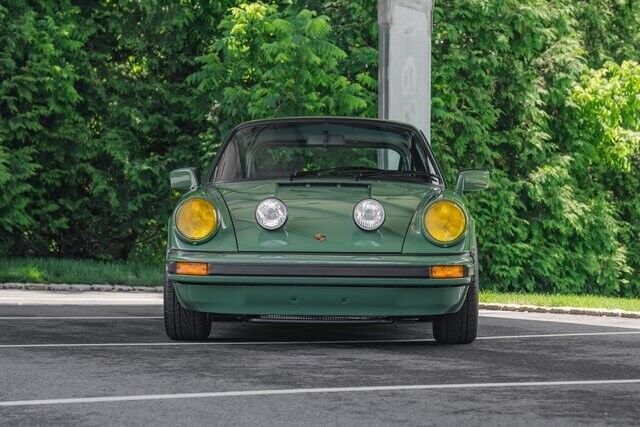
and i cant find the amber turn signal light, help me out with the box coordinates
[175,262,208,276]
[430,265,465,279]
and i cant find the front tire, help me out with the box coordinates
[432,244,479,345]
[164,279,211,341]
[432,280,478,344]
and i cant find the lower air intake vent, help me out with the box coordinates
[255,315,388,322]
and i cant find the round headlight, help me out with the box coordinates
[256,198,288,230]
[423,200,466,244]
[175,198,217,241]
[353,199,385,231]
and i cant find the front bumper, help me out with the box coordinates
[166,251,474,317]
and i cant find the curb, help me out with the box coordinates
[480,303,640,319]
[0,282,163,293]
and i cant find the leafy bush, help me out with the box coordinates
[429,0,640,296]
[567,61,640,296]
[0,0,638,295]
[189,2,374,150]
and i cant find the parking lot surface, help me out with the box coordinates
[0,290,639,426]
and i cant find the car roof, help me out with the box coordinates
[229,116,425,136]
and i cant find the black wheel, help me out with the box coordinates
[432,245,479,345]
[164,278,211,341]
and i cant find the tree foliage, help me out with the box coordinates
[429,0,640,296]
[189,2,372,143]
[0,0,638,295]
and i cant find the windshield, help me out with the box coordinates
[211,121,440,183]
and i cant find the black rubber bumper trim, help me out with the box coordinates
[172,282,470,289]
[167,262,470,279]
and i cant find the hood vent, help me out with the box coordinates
[277,182,370,189]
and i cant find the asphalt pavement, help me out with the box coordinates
[0,290,638,426]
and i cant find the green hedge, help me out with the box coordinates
[1,1,638,296]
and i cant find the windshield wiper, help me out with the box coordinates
[289,166,385,180]
[355,170,440,183]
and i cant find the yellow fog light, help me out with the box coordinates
[431,265,465,279]
[175,198,217,241]
[423,200,466,244]
[175,262,208,276]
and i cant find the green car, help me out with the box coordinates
[165,117,489,344]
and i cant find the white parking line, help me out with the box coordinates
[0,313,636,329]
[1,379,639,407]
[0,316,162,320]
[0,331,638,349]
[479,331,640,339]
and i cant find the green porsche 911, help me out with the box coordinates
[165,117,488,344]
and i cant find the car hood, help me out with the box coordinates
[215,180,438,253]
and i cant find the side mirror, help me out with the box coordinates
[170,168,199,191]
[455,170,489,194]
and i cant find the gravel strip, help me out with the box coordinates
[0,282,163,293]
[480,303,640,319]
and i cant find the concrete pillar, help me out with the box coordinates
[378,0,434,141]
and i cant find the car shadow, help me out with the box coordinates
[207,320,434,343]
